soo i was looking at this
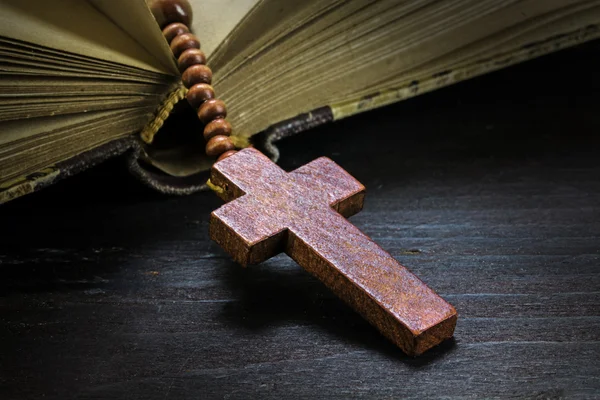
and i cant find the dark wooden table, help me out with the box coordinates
[1,44,599,399]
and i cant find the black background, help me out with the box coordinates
[1,42,599,399]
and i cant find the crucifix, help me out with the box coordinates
[209,148,457,356]
[147,0,455,356]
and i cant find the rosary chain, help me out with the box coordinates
[150,0,238,162]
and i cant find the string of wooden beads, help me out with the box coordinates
[149,0,237,162]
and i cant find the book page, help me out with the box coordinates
[210,0,600,138]
[0,0,171,73]
[188,0,259,56]
[91,0,178,75]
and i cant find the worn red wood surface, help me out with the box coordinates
[209,148,457,355]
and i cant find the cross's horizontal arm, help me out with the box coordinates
[289,157,365,218]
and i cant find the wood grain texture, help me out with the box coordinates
[210,148,456,355]
[0,43,599,399]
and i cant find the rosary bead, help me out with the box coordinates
[203,118,232,140]
[149,0,193,28]
[217,150,238,162]
[177,48,207,73]
[186,83,215,109]
[162,22,189,43]
[198,99,227,124]
[170,33,200,58]
[206,135,235,157]
[182,64,212,88]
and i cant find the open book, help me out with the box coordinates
[1,0,599,203]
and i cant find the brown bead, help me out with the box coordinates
[178,48,207,73]
[149,0,193,28]
[186,83,215,109]
[206,135,235,157]
[203,118,232,140]
[198,99,227,124]
[162,22,189,42]
[170,33,200,58]
[182,64,212,88]
[217,150,238,162]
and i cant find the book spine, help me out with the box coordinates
[0,137,135,204]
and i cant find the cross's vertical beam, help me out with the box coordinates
[287,207,457,355]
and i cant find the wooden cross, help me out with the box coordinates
[209,148,457,355]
